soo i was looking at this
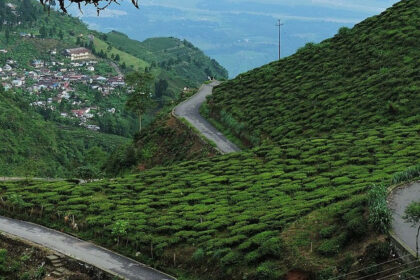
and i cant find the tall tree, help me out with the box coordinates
[154,79,168,106]
[125,71,154,133]
[404,202,420,258]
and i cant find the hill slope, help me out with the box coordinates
[106,31,228,87]
[207,0,420,146]
[0,90,128,178]
[1,1,420,280]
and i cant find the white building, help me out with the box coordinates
[65,48,91,61]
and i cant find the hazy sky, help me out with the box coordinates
[69,0,399,76]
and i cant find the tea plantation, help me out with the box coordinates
[1,0,419,279]
[207,0,420,147]
[1,122,419,279]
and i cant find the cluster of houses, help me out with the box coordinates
[0,48,125,131]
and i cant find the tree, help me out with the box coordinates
[404,202,420,258]
[125,71,154,133]
[154,79,168,106]
[38,0,139,14]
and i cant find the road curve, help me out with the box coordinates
[174,81,241,154]
[388,182,420,254]
[0,216,175,280]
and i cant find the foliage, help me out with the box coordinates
[391,164,420,185]
[39,0,139,14]
[125,71,155,133]
[368,185,392,234]
[404,202,420,225]
[0,91,128,178]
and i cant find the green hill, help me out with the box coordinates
[105,31,228,91]
[1,1,420,280]
[0,89,128,178]
[207,0,420,147]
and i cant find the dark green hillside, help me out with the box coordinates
[106,31,228,88]
[207,0,420,146]
[0,90,128,178]
[104,113,217,176]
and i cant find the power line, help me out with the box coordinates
[349,260,420,280]
[375,265,420,280]
[328,253,414,280]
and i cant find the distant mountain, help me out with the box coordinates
[69,0,398,77]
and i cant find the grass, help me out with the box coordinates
[92,37,149,70]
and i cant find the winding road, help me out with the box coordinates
[0,81,238,279]
[389,182,420,255]
[174,81,241,154]
[0,216,175,280]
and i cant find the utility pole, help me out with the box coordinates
[276,19,284,60]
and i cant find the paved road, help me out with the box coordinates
[388,182,420,254]
[0,216,175,280]
[173,81,241,154]
[0,177,62,182]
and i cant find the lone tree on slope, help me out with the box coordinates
[125,71,154,134]
[404,201,420,258]
[39,0,139,14]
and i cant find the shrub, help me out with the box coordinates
[368,184,392,233]
[317,238,341,256]
[255,261,280,280]
[319,225,337,239]
[346,217,368,239]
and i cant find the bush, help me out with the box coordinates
[255,261,280,280]
[317,238,341,256]
[346,217,368,239]
[319,225,337,239]
[368,184,392,233]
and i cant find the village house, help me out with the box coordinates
[12,80,23,87]
[3,65,12,72]
[0,49,7,54]
[32,60,44,68]
[71,108,91,118]
[65,48,91,61]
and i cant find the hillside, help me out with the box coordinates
[1,0,419,280]
[106,31,228,88]
[0,0,228,178]
[0,89,128,178]
[207,0,420,147]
